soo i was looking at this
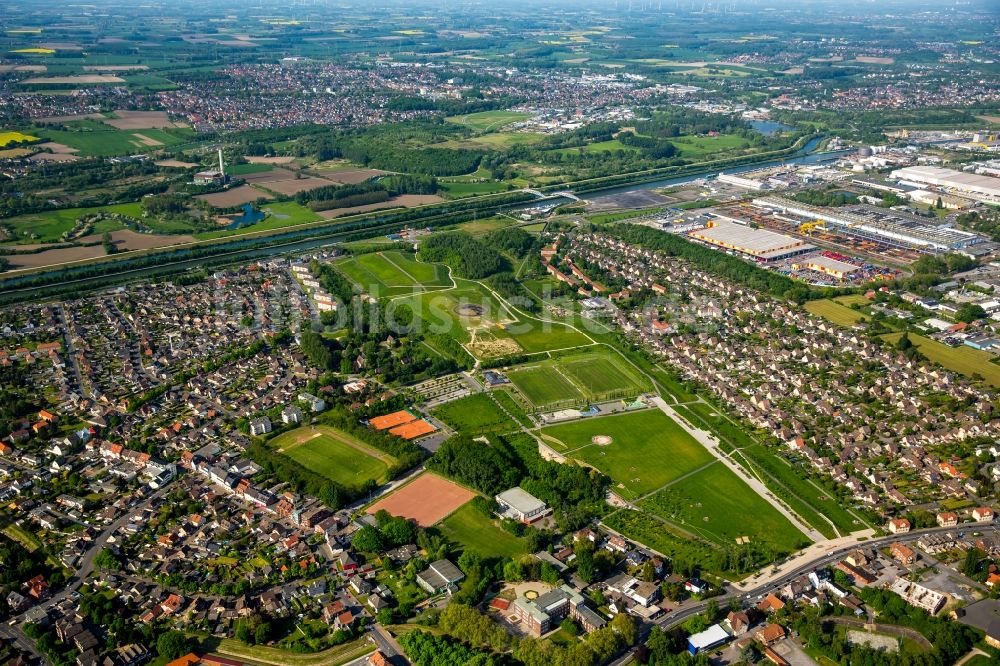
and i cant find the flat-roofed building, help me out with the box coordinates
[889,578,946,614]
[792,254,860,279]
[891,166,1000,202]
[496,487,551,523]
[511,585,606,637]
[688,624,731,655]
[688,219,814,261]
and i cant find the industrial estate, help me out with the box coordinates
[0,1,999,666]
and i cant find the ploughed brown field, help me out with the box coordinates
[104,110,181,130]
[317,194,443,219]
[197,185,273,208]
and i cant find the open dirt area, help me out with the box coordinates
[35,113,105,124]
[240,168,299,184]
[30,152,79,163]
[323,168,390,184]
[585,189,671,211]
[130,133,163,147]
[6,245,107,269]
[104,110,180,130]
[93,229,196,250]
[0,148,35,159]
[255,176,339,196]
[35,142,79,154]
[155,159,198,168]
[23,75,125,84]
[317,194,444,219]
[197,185,272,208]
[0,65,46,73]
[245,155,297,164]
[366,473,476,527]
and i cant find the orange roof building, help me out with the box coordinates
[164,655,201,666]
[369,411,417,430]
[389,419,437,440]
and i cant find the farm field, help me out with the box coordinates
[271,425,393,490]
[805,299,865,327]
[438,502,529,558]
[445,110,531,132]
[336,251,451,297]
[366,473,476,527]
[882,332,1000,388]
[431,393,519,434]
[640,462,809,554]
[0,131,38,147]
[35,123,193,156]
[540,409,715,498]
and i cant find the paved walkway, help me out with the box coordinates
[650,397,824,543]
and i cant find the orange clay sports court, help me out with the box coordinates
[366,473,475,527]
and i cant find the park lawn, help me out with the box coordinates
[470,132,545,148]
[559,351,651,396]
[336,251,449,297]
[445,110,531,132]
[805,299,866,327]
[554,139,639,155]
[492,388,533,428]
[641,462,809,553]
[271,425,393,490]
[432,393,519,434]
[541,409,715,499]
[0,202,143,244]
[882,332,1000,388]
[438,502,530,558]
[501,315,593,354]
[671,133,748,157]
[193,202,322,240]
[398,281,517,342]
[0,131,39,147]
[454,216,514,236]
[508,364,585,408]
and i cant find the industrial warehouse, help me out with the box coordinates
[890,165,1000,203]
[687,218,816,260]
[751,196,984,253]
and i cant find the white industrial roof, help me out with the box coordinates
[688,624,731,649]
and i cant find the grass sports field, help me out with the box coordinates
[445,110,531,132]
[640,463,808,553]
[882,332,1000,388]
[540,409,715,498]
[431,393,519,434]
[271,425,393,490]
[805,299,865,327]
[507,350,649,409]
[508,365,585,407]
[438,502,529,558]
[336,251,451,297]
